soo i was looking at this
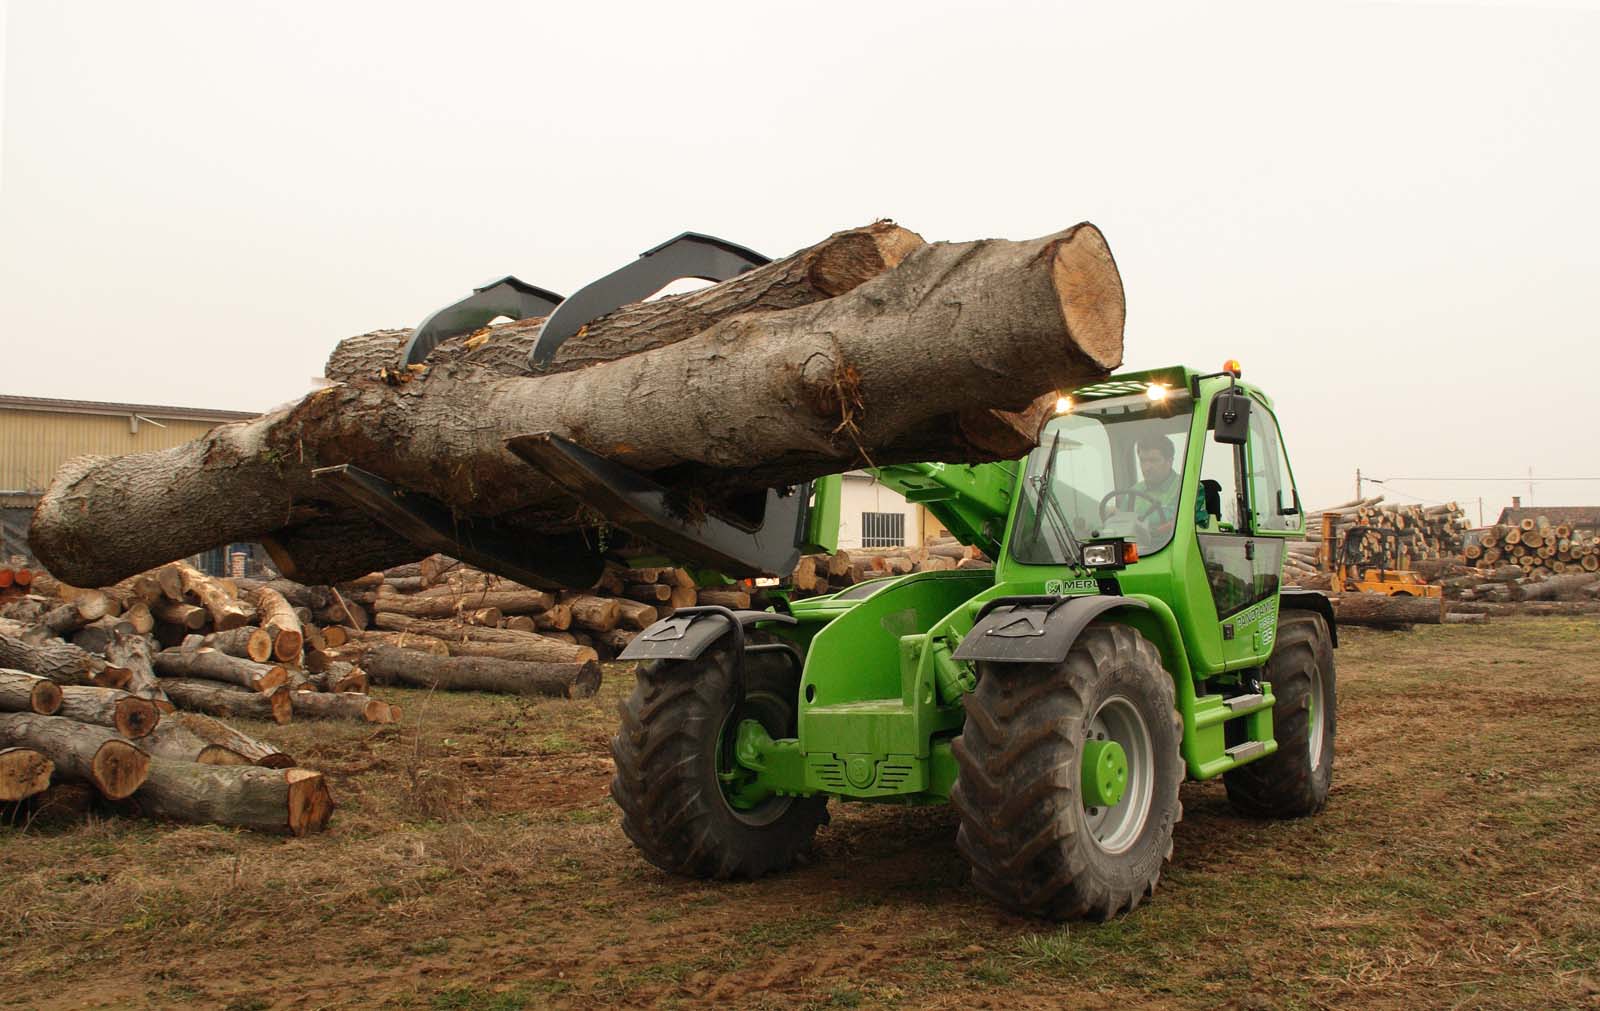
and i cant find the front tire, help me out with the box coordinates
[951,622,1185,920]
[610,637,828,879]
[1224,609,1336,817]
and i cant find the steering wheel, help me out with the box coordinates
[1099,488,1166,523]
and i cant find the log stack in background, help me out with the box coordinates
[787,536,991,598]
[1467,518,1599,577]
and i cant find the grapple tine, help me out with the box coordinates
[400,275,564,367]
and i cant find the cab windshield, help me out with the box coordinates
[1011,391,1195,565]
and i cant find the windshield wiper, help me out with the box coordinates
[1024,432,1086,568]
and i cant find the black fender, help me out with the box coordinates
[617,608,797,663]
[950,594,1150,665]
[1278,589,1338,648]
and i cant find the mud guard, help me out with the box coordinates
[950,595,1150,665]
[618,609,797,663]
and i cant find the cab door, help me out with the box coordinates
[1194,400,1285,669]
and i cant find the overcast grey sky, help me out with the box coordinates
[2,0,1597,519]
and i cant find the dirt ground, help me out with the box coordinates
[2,617,1597,1011]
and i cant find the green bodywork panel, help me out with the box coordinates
[734,365,1307,802]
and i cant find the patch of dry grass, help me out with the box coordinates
[1,621,1597,1010]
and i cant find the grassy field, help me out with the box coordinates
[2,617,1597,1011]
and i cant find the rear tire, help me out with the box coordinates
[952,622,1185,920]
[610,637,827,879]
[1224,609,1336,817]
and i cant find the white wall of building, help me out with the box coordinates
[837,471,926,549]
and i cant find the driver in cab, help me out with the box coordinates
[1108,436,1192,542]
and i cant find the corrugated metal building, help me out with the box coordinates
[0,395,258,564]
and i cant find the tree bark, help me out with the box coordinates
[0,713,149,799]
[0,669,64,715]
[104,632,169,705]
[153,648,289,693]
[57,685,161,739]
[0,747,53,802]
[158,709,295,767]
[0,634,100,686]
[363,645,600,698]
[32,222,1124,588]
[130,760,333,835]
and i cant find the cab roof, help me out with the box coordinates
[1069,366,1273,409]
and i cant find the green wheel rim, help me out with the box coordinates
[1082,695,1155,854]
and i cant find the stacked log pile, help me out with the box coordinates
[1285,496,1471,583]
[0,562,415,832]
[788,536,991,598]
[1467,518,1599,577]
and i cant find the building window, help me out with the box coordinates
[861,511,905,548]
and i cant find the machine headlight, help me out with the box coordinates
[1082,543,1119,567]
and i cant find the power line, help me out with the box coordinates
[1373,476,1600,482]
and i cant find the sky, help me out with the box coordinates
[1,0,1597,521]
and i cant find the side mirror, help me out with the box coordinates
[1210,390,1252,445]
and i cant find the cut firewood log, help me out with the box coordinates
[310,661,367,694]
[206,626,275,663]
[1330,592,1445,629]
[153,648,289,694]
[156,680,293,732]
[563,594,620,632]
[57,685,161,739]
[316,587,368,630]
[0,747,53,802]
[104,573,163,613]
[532,604,572,631]
[463,607,503,627]
[0,713,149,799]
[288,689,398,723]
[103,632,168,706]
[697,589,751,610]
[69,615,137,654]
[503,615,536,633]
[375,585,555,618]
[363,645,601,699]
[170,561,252,631]
[152,599,207,631]
[0,669,64,715]
[253,587,304,661]
[613,599,658,631]
[370,614,600,663]
[39,590,114,636]
[599,628,637,653]
[0,633,101,686]
[129,760,332,835]
[235,578,330,610]
[35,222,1123,588]
[157,709,294,767]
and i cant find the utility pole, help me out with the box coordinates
[1478,497,1483,527]
[1355,467,1362,500]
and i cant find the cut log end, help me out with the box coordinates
[285,768,335,836]
[113,696,161,739]
[92,739,151,800]
[1049,222,1125,373]
[0,747,54,802]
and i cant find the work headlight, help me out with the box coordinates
[1082,539,1138,569]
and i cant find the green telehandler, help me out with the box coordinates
[610,362,1336,920]
[362,238,1335,920]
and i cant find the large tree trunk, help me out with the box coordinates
[32,222,1124,587]
[0,713,149,799]
[363,645,600,698]
[130,760,333,835]
[1330,592,1446,629]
